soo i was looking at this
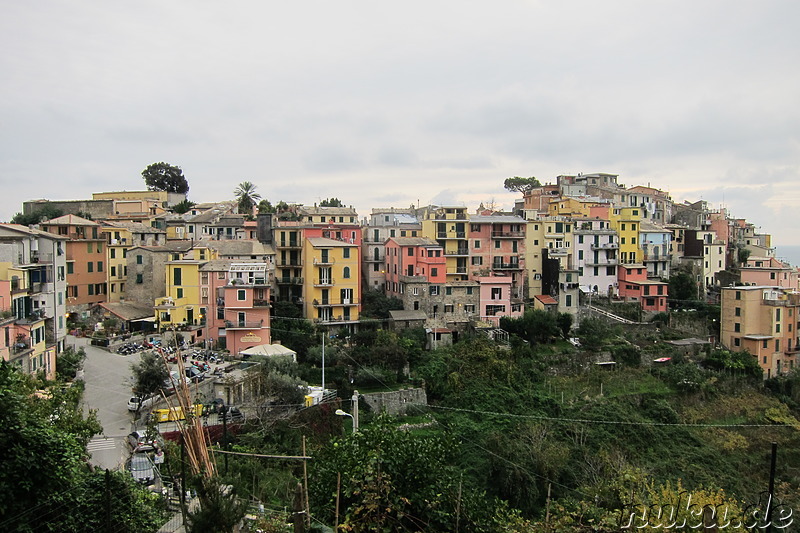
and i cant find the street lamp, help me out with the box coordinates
[335,391,359,432]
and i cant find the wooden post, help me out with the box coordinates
[293,482,305,533]
[545,482,552,530]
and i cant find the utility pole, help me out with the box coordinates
[766,442,777,533]
[352,390,359,432]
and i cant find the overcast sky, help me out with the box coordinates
[2,1,799,253]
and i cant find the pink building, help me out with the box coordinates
[468,215,526,301]
[200,260,270,355]
[475,275,523,326]
[741,256,799,289]
[384,237,446,297]
[617,264,668,313]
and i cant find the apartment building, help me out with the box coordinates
[303,237,360,330]
[639,222,672,279]
[39,215,107,312]
[626,185,673,225]
[573,217,618,296]
[0,224,69,378]
[740,256,799,289]
[617,264,669,313]
[362,208,421,292]
[420,206,470,282]
[212,262,271,354]
[468,215,526,301]
[611,206,642,265]
[475,275,524,325]
[720,286,799,378]
[126,242,194,306]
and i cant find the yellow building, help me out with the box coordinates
[610,206,643,265]
[547,197,608,218]
[156,259,203,332]
[420,206,470,281]
[522,214,575,299]
[302,237,360,327]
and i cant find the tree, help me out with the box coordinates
[556,312,573,339]
[130,351,170,397]
[319,197,343,207]
[668,270,698,303]
[233,181,261,214]
[10,203,63,225]
[256,199,274,213]
[360,289,403,319]
[56,346,86,381]
[503,176,541,193]
[172,199,196,214]
[141,162,189,194]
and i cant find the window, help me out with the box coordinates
[465,304,475,313]
[136,255,143,265]
[407,248,413,256]
[412,287,419,296]
[566,294,572,307]
[474,240,481,249]
[445,304,454,313]
[58,266,65,280]
[735,307,741,316]
[466,287,473,295]
[472,257,482,265]
[631,237,636,244]
[343,248,350,259]
[343,266,351,279]
[110,248,116,259]
[735,291,741,300]
[430,286,440,296]
[177,288,184,299]
[87,262,93,273]
[621,237,626,244]
[238,289,246,301]
[88,285,94,295]
[111,266,116,277]
[734,323,740,332]
[495,240,500,249]
[431,268,438,277]
[136,274,143,284]
[734,337,740,346]
[97,242,102,253]
[97,261,103,272]
[491,287,502,300]
[173,268,182,285]
[87,242,93,253]
[776,339,781,352]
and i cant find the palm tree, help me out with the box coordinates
[233,181,261,214]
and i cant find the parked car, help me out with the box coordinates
[163,371,191,394]
[205,398,225,415]
[127,430,159,452]
[127,394,158,412]
[185,366,205,383]
[128,452,155,485]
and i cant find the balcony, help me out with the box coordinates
[585,258,618,266]
[253,299,270,307]
[277,241,302,249]
[275,259,303,267]
[313,258,335,266]
[591,242,619,250]
[444,248,469,256]
[437,232,466,239]
[314,315,357,324]
[224,320,264,330]
[313,278,335,287]
[19,252,54,265]
[446,267,468,275]
[364,254,385,263]
[276,276,304,285]
[492,262,522,270]
[491,231,524,239]
[313,298,358,307]
[548,247,569,256]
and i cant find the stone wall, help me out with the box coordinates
[362,387,427,415]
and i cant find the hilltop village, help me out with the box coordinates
[3,170,800,532]
[2,171,796,380]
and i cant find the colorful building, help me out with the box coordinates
[617,264,668,313]
[302,237,360,330]
[720,286,799,378]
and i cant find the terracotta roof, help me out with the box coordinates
[535,295,558,305]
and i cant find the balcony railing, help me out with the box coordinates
[276,259,303,267]
[548,247,569,255]
[314,315,357,324]
[591,242,619,250]
[585,258,618,266]
[444,249,469,256]
[253,299,270,307]
[492,262,522,270]
[276,277,304,285]
[446,267,468,275]
[437,232,466,239]
[313,278,335,287]
[224,320,265,329]
[491,231,524,238]
[277,241,302,249]
[364,255,385,262]
[313,298,358,307]
[313,258,335,265]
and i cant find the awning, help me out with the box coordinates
[131,316,157,323]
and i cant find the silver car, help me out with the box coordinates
[128,452,155,485]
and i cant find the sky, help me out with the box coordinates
[2,2,799,254]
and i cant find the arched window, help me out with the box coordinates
[343,266,350,279]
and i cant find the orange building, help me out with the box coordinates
[40,215,107,312]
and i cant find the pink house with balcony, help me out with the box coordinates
[617,264,668,313]
[384,237,446,297]
[200,260,270,355]
[474,275,523,326]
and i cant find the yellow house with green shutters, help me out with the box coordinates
[156,259,203,334]
[302,237,360,328]
[610,206,643,265]
[420,206,470,281]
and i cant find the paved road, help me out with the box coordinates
[73,336,139,471]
